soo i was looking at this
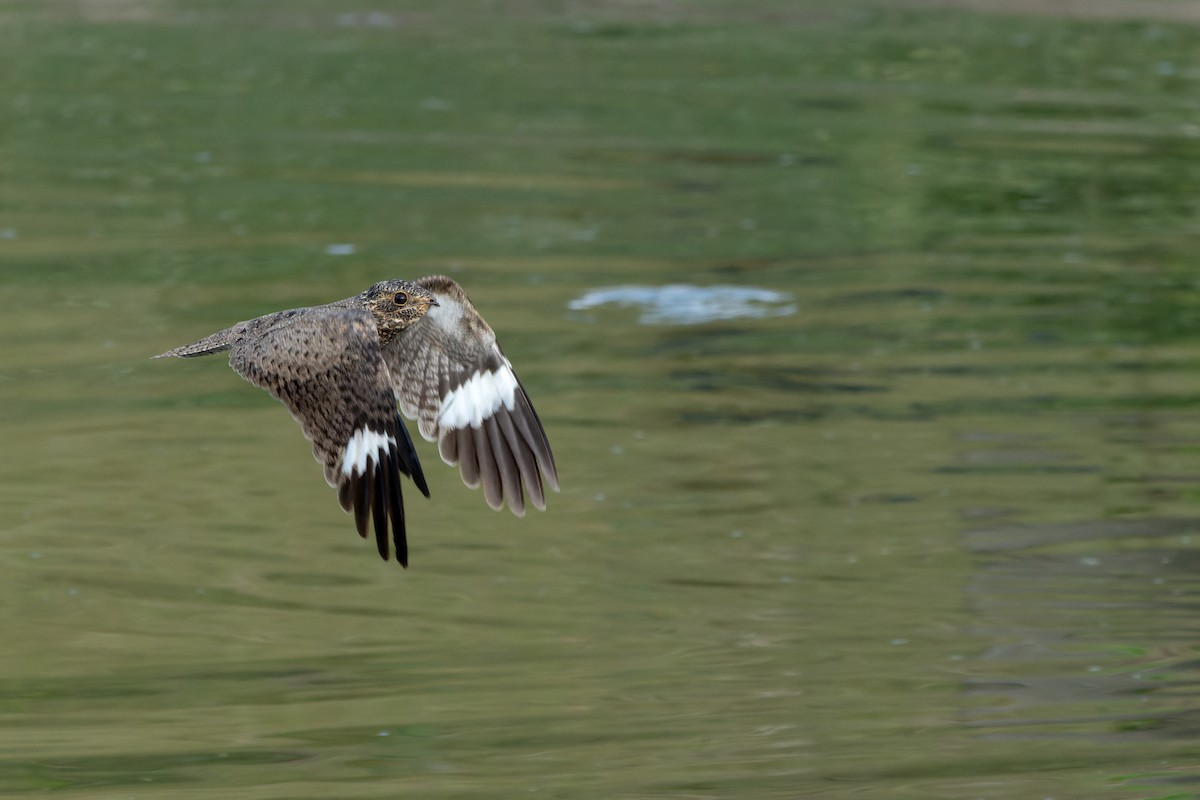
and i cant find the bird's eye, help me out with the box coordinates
[393,291,408,306]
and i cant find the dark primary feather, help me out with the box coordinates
[393,408,430,498]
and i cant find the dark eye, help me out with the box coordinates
[393,291,408,306]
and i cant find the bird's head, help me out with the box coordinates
[363,279,438,343]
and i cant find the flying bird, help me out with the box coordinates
[154,276,558,566]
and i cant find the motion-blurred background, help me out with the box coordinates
[3,1,1200,797]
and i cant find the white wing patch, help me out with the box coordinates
[439,361,519,429]
[341,427,396,477]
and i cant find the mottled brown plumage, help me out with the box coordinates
[155,276,558,566]
[384,276,557,515]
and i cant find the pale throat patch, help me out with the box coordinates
[439,363,519,429]
[427,298,463,331]
[341,427,397,477]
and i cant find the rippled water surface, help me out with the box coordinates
[5,2,1200,798]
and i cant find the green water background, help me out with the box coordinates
[4,1,1200,797]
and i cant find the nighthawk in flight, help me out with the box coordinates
[155,276,558,566]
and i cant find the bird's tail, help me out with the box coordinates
[153,325,240,359]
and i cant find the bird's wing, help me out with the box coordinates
[228,307,428,565]
[381,275,558,516]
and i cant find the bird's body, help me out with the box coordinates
[155,276,558,566]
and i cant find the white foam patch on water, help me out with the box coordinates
[567,284,795,325]
[341,428,395,477]
[440,364,519,429]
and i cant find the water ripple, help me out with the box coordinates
[567,284,796,325]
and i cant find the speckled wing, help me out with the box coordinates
[228,307,429,565]
[381,275,558,516]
